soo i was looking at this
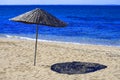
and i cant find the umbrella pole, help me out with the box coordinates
[34,24,39,66]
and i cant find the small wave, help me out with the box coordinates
[0,34,35,40]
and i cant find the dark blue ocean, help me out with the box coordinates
[0,5,120,46]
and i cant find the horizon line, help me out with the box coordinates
[0,4,120,6]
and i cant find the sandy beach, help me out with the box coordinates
[0,38,120,80]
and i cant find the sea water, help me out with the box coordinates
[0,5,120,46]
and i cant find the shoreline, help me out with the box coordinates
[1,33,120,47]
[0,36,120,48]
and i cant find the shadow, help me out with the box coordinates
[51,61,107,75]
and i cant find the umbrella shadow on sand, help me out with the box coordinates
[51,61,107,75]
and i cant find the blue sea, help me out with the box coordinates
[0,5,120,46]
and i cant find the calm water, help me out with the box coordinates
[0,5,120,46]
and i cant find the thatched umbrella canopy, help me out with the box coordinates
[10,8,66,27]
[9,8,67,66]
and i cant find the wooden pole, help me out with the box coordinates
[34,24,39,66]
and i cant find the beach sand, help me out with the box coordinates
[0,38,120,80]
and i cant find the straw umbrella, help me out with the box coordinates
[10,8,67,66]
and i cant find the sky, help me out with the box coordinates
[0,0,120,5]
